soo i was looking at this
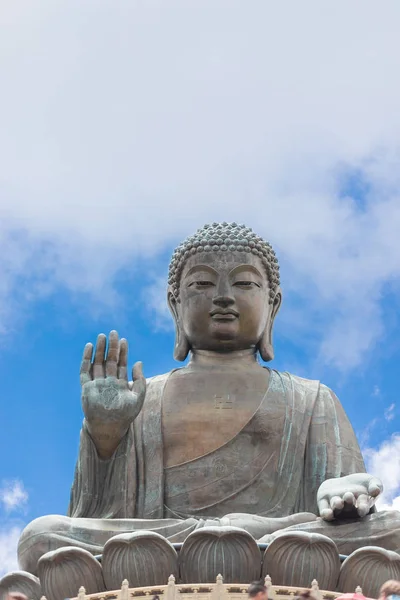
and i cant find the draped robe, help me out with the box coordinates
[68,369,366,523]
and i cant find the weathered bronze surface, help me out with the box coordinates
[5,223,400,593]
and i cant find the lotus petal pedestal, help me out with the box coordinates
[102,531,178,590]
[262,530,340,590]
[179,526,261,583]
[0,571,42,600]
[38,546,105,600]
[338,546,400,598]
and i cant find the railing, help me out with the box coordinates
[62,574,357,600]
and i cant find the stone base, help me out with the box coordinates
[38,546,105,600]
[262,530,340,590]
[338,546,400,598]
[102,531,178,589]
[179,526,261,583]
[3,529,400,598]
[0,571,41,600]
[69,575,342,600]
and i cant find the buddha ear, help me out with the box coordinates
[167,289,191,362]
[258,289,282,362]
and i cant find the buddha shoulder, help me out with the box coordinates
[268,370,346,415]
[279,371,348,422]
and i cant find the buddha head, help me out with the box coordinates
[167,222,282,361]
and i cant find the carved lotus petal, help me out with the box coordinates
[102,531,178,590]
[38,546,105,600]
[263,530,340,590]
[0,570,42,600]
[338,546,400,598]
[179,526,261,583]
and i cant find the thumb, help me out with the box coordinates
[367,476,383,497]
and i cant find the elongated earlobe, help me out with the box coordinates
[258,290,282,363]
[258,326,275,362]
[167,289,191,362]
[173,326,191,361]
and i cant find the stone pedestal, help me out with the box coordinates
[262,531,340,590]
[102,531,178,590]
[37,547,105,600]
[1,528,400,599]
[179,526,261,583]
[0,571,42,600]
[338,546,400,598]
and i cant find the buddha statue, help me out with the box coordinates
[2,223,400,600]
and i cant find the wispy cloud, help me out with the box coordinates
[0,481,28,513]
[372,386,381,398]
[0,481,28,575]
[359,399,397,447]
[358,418,380,450]
[144,276,173,332]
[384,403,396,422]
[363,434,400,510]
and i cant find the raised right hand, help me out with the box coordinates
[80,330,146,458]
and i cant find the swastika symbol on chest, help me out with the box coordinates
[214,394,234,409]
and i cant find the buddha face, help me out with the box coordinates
[170,250,281,355]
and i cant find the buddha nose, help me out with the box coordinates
[213,279,235,307]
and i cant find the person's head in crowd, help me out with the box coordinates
[248,581,267,600]
[6,594,28,600]
[379,580,400,600]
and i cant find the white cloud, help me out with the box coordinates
[358,418,379,450]
[0,481,28,513]
[144,276,173,332]
[378,496,400,512]
[0,482,28,576]
[2,1,400,368]
[0,526,22,576]
[384,403,396,422]
[363,434,400,510]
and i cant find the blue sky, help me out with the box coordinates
[1,0,400,574]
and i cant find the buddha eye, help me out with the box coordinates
[188,280,215,288]
[233,281,261,288]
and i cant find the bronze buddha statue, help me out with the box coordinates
[2,223,400,600]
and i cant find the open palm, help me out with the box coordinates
[80,331,146,438]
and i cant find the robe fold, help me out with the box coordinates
[68,370,366,522]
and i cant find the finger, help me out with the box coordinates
[356,493,370,517]
[132,361,144,382]
[318,498,334,521]
[105,330,119,377]
[117,338,128,380]
[80,343,93,385]
[342,491,356,513]
[343,491,356,506]
[330,495,344,511]
[93,333,106,379]
[132,362,146,414]
[368,477,383,498]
